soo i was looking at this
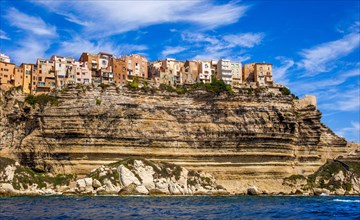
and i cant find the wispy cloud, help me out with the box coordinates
[272,57,295,85]
[161,46,187,58]
[223,33,264,48]
[35,1,248,37]
[297,32,360,75]
[180,31,263,61]
[4,7,57,36]
[0,29,10,40]
[10,37,50,63]
[58,37,147,58]
[336,121,360,142]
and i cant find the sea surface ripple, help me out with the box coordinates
[0,196,359,219]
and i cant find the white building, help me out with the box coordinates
[231,62,242,87]
[217,59,232,85]
[0,53,10,63]
[198,61,214,83]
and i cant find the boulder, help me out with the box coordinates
[133,160,155,190]
[0,183,16,195]
[119,183,138,195]
[247,187,258,195]
[118,165,141,187]
[4,165,16,182]
[335,188,345,195]
[84,178,93,187]
[333,171,345,182]
[92,179,102,188]
[136,185,149,195]
[313,188,330,196]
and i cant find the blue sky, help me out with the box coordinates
[0,0,359,142]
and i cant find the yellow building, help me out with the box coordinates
[20,64,34,94]
[0,61,16,91]
[13,66,23,88]
[243,62,273,86]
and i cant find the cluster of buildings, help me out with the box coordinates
[0,52,275,94]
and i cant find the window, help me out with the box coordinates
[102,60,106,65]
[59,64,61,67]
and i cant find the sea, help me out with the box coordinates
[0,196,359,219]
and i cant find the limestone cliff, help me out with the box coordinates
[0,84,356,194]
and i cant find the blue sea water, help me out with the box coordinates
[0,196,359,219]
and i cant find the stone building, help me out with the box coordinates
[243,62,273,86]
[182,60,199,85]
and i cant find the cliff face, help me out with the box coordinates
[0,85,352,194]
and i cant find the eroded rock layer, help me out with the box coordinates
[0,85,353,194]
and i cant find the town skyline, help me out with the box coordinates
[0,0,359,142]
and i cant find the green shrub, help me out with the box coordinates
[280,87,291,95]
[128,76,140,90]
[25,94,59,107]
[95,98,101,105]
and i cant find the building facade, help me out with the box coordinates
[0,54,10,63]
[124,54,148,82]
[182,60,199,85]
[113,58,127,87]
[231,62,242,87]
[0,61,16,91]
[254,63,273,86]
[198,61,214,83]
[34,58,56,93]
[217,59,232,85]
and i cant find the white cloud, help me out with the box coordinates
[336,121,360,142]
[10,37,50,64]
[35,1,248,37]
[4,8,57,36]
[0,30,10,40]
[298,32,360,75]
[58,37,147,58]
[223,33,264,48]
[319,87,360,112]
[272,57,295,85]
[180,31,263,61]
[161,46,187,58]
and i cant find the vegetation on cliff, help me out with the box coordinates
[25,94,60,108]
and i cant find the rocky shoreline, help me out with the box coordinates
[1,156,359,196]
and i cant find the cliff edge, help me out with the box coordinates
[0,84,357,195]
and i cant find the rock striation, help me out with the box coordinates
[0,84,357,194]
